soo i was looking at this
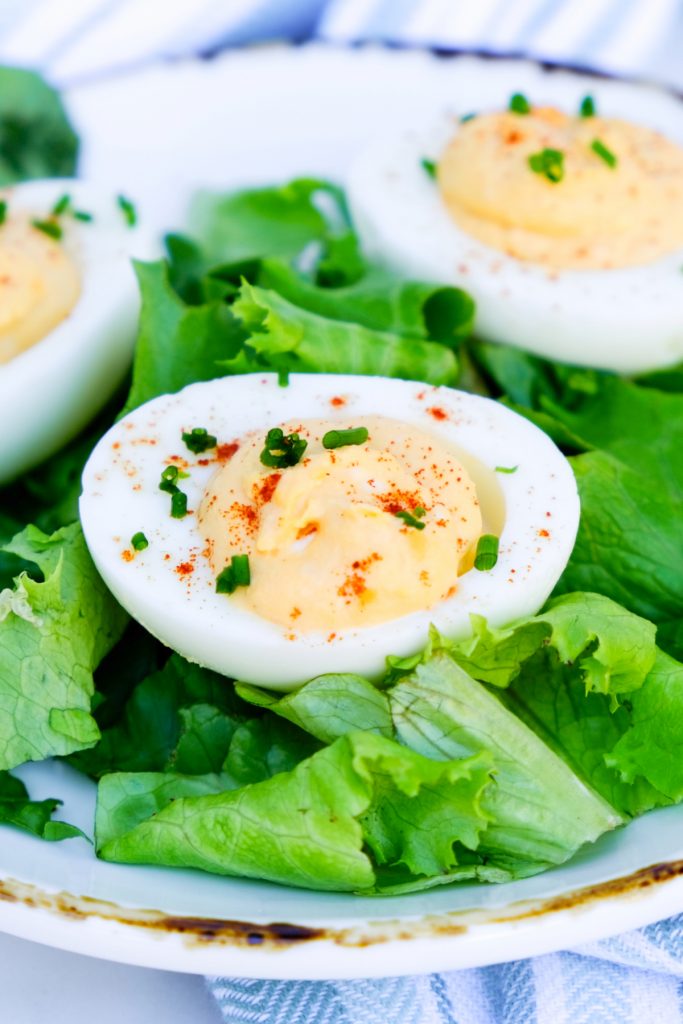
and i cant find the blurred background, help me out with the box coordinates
[0,0,682,88]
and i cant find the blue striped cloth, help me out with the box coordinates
[208,914,683,1022]
[0,0,681,87]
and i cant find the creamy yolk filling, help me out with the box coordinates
[198,415,483,631]
[0,212,81,364]
[437,107,683,269]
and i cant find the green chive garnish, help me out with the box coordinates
[322,427,369,450]
[216,554,251,594]
[474,534,500,571]
[171,491,188,518]
[580,95,596,118]
[182,427,217,454]
[0,200,6,226]
[131,532,148,551]
[421,158,437,179]
[591,138,617,168]
[117,194,137,227]
[509,92,531,115]
[260,427,308,468]
[395,507,426,531]
[495,465,518,474]
[460,112,476,123]
[74,210,93,222]
[159,465,180,493]
[32,218,62,240]
[278,368,290,387]
[528,148,565,183]
[51,194,71,216]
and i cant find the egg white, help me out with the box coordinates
[80,373,579,690]
[0,179,154,484]
[347,69,683,375]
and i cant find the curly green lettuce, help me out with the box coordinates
[0,524,127,769]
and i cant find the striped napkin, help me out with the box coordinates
[208,914,683,1022]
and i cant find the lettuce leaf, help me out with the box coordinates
[468,340,683,646]
[190,179,351,265]
[71,654,246,778]
[96,732,494,892]
[0,771,85,841]
[448,592,677,816]
[258,259,475,344]
[123,261,246,413]
[0,66,78,184]
[225,282,458,384]
[0,524,127,769]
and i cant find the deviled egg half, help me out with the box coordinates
[348,61,683,373]
[0,179,151,484]
[80,373,579,690]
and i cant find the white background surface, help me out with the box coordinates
[0,932,221,1023]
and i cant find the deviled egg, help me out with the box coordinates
[80,373,579,689]
[0,179,151,484]
[348,69,683,373]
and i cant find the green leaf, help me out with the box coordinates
[389,652,619,872]
[0,67,78,183]
[0,770,85,841]
[95,771,236,850]
[446,593,677,816]
[70,654,246,779]
[122,261,247,413]
[236,673,393,744]
[224,717,320,784]
[226,282,458,385]
[96,731,500,893]
[258,259,475,344]
[171,704,237,775]
[560,450,683,630]
[190,179,349,265]
[608,650,683,801]
[0,524,127,769]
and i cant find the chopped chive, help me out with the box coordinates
[474,534,499,571]
[158,463,188,494]
[32,218,62,240]
[171,491,188,518]
[528,148,565,183]
[260,427,308,468]
[159,465,180,493]
[0,200,6,225]
[495,465,518,474]
[460,112,476,123]
[579,95,596,118]
[131,532,148,551]
[117,194,137,227]
[216,554,251,594]
[591,138,618,168]
[74,210,93,222]
[509,92,531,115]
[182,427,217,454]
[395,507,426,530]
[51,193,71,216]
[322,427,369,450]
[421,158,437,180]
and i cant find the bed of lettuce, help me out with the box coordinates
[2,68,683,892]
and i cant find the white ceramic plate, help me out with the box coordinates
[1,44,682,979]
